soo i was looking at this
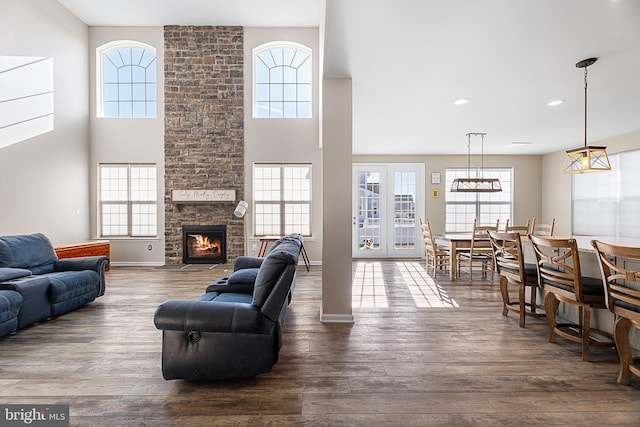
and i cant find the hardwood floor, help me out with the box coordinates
[1,261,639,426]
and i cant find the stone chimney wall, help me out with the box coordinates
[164,26,244,264]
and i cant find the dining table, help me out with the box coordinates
[434,233,476,281]
[435,233,640,281]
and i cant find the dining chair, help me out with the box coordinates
[419,218,450,277]
[458,219,499,283]
[530,218,555,236]
[591,240,640,384]
[504,218,531,235]
[488,230,544,327]
[529,235,614,361]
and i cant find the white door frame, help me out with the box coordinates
[352,163,424,258]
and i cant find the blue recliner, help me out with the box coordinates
[0,233,109,337]
[154,234,302,380]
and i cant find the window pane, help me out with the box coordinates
[283,102,296,118]
[119,84,132,101]
[104,84,119,101]
[119,101,132,117]
[104,62,118,83]
[270,67,283,83]
[119,66,132,83]
[132,83,146,101]
[105,50,124,68]
[284,67,296,82]
[132,66,145,82]
[146,102,156,118]
[269,102,284,118]
[254,44,311,119]
[146,83,157,101]
[270,84,283,101]
[283,84,296,101]
[99,43,157,119]
[256,84,269,102]
[257,51,276,68]
[256,60,270,83]
[254,164,312,237]
[99,164,157,238]
[145,60,156,81]
[297,58,311,82]
[256,102,270,118]
[298,84,311,102]
[297,102,311,118]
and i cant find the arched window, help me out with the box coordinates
[96,41,157,118]
[254,42,311,118]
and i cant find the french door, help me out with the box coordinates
[352,163,424,258]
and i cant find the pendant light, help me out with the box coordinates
[450,132,502,192]
[562,57,611,174]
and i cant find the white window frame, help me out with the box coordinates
[445,168,513,232]
[572,149,640,238]
[252,41,312,119]
[96,40,157,118]
[253,163,312,237]
[99,163,158,238]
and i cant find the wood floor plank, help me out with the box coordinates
[0,261,638,426]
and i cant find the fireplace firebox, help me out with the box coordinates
[182,225,227,264]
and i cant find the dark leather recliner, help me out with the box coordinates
[153,234,302,380]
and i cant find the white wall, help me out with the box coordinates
[243,28,322,262]
[352,154,542,236]
[88,27,165,266]
[0,0,89,245]
[542,129,640,236]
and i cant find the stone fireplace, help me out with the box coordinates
[163,26,245,264]
[182,225,227,264]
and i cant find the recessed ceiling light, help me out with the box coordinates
[547,99,564,106]
[454,98,469,105]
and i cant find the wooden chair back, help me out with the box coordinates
[504,218,531,235]
[530,218,555,236]
[458,219,499,282]
[419,218,438,256]
[528,234,583,300]
[469,218,499,253]
[419,218,449,275]
[591,240,640,318]
[591,239,640,383]
[488,230,526,284]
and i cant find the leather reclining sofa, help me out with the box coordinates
[154,234,303,380]
[0,233,109,338]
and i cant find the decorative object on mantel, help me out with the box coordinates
[171,189,236,203]
[563,57,611,174]
[450,132,502,192]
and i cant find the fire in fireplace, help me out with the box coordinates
[182,225,227,264]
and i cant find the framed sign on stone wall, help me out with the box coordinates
[171,189,236,203]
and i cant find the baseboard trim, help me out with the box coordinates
[320,312,355,324]
[110,262,165,267]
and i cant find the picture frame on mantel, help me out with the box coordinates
[171,189,236,203]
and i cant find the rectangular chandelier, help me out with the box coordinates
[562,145,611,174]
[450,177,502,192]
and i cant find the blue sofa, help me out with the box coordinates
[154,234,302,380]
[0,233,109,337]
